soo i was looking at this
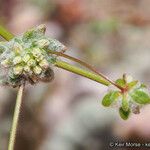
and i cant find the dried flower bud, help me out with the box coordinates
[36,24,46,34]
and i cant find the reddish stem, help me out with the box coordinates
[49,50,124,91]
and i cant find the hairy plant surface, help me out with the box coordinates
[0,25,65,87]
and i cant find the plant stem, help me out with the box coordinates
[55,60,110,86]
[8,85,24,150]
[0,25,14,41]
[0,25,24,150]
[50,50,124,91]
[0,25,123,90]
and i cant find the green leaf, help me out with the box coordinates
[23,29,34,40]
[131,90,150,104]
[127,81,138,89]
[115,79,126,87]
[122,95,129,112]
[119,107,130,120]
[102,91,120,107]
[140,84,147,88]
[0,42,7,54]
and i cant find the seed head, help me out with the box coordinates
[0,24,65,87]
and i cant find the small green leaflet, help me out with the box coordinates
[127,80,138,89]
[122,95,129,112]
[102,91,120,107]
[115,79,126,88]
[102,74,150,120]
[119,107,130,120]
[131,90,150,104]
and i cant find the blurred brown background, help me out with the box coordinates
[1,0,150,150]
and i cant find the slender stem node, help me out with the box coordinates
[8,85,24,150]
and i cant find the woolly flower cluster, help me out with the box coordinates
[102,74,150,120]
[0,24,66,87]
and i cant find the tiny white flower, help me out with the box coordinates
[36,55,44,62]
[39,59,49,69]
[13,56,22,65]
[27,59,36,67]
[37,39,50,48]
[33,66,42,75]
[24,66,31,73]
[22,54,30,63]
[1,59,10,67]
[13,66,23,75]
[32,48,42,58]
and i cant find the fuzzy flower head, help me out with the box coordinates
[0,24,66,87]
[102,74,150,120]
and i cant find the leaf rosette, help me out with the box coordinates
[102,74,150,120]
